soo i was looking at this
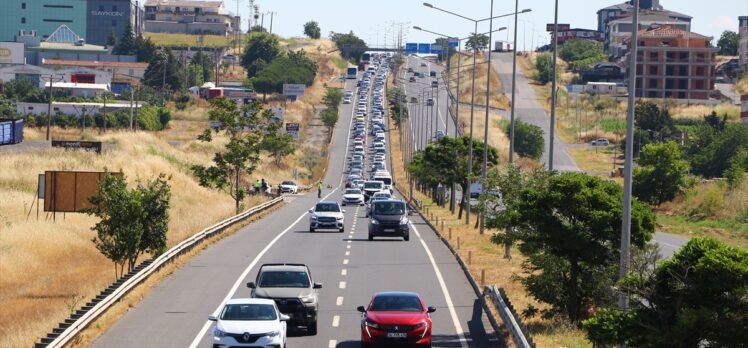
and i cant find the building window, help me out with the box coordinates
[648,79,657,88]
[21,2,26,9]
[650,52,658,60]
[21,17,26,24]
[43,19,73,23]
[649,65,658,75]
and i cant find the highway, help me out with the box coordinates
[90,64,499,348]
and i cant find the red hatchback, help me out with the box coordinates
[357,292,435,347]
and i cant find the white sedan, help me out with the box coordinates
[209,298,288,348]
[342,188,365,206]
[278,180,298,194]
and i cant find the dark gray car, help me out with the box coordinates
[368,200,410,241]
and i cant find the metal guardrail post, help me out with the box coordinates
[485,285,534,348]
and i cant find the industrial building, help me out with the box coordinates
[0,0,143,46]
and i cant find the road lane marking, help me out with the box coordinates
[345,251,350,256]
[339,281,346,289]
[409,221,469,348]
[343,259,349,265]
[328,340,337,348]
[332,315,340,327]
[341,269,347,276]
[336,296,344,306]
[347,245,351,249]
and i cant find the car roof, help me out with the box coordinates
[316,201,339,205]
[225,298,276,306]
[259,264,308,272]
[374,291,420,298]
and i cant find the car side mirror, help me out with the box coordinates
[357,306,366,313]
[313,282,323,289]
[427,306,436,313]
[246,282,256,289]
[308,209,314,214]
[208,315,218,321]
[279,314,290,322]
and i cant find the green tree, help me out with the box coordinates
[633,141,692,206]
[506,120,544,160]
[2,77,47,103]
[192,98,275,213]
[107,30,117,47]
[505,172,656,323]
[241,32,281,77]
[703,110,727,132]
[559,39,607,71]
[330,31,368,61]
[251,52,318,98]
[191,51,215,83]
[261,119,296,166]
[143,48,183,92]
[689,123,748,178]
[535,52,555,85]
[717,30,739,55]
[320,108,338,136]
[465,33,489,53]
[113,23,136,55]
[134,35,157,62]
[87,172,171,278]
[635,100,673,133]
[583,238,748,347]
[303,21,321,39]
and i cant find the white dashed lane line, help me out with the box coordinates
[332,315,340,327]
[343,259,349,265]
[345,251,350,256]
[336,296,344,306]
[341,269,347,276]
[328,340,337,348]
[339,281,347,289]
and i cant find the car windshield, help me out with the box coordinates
[370,295,423,312]
[364,182,384,189]
[346,189,362,195]
[372,201,406,215]
[220,304,277,321]
[315,203,341,212]
[281,181,294,185]
[374,177,392,185]
[258,271,311,288]
[373,193,391,199]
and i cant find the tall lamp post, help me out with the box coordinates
[423,2,530,225]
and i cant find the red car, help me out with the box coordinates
[357,292,435,347]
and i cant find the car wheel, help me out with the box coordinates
[310,227,315,232]
[404,234,410,241]
[339,227,345,233]
[368,234,374,241]
[308,321,317,335]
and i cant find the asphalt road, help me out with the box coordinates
[90,67,498,348]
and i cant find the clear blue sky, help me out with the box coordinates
[228,0,747,48]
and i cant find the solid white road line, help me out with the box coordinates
[409,221,469,348]
[339,281,346,289]
[332,315,340,327]
[336,296,344,306]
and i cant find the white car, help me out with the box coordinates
[278,180,298,194]
[342,188,365,206]
[365,192,392,217]
[209,298,288,348]
[343,97,352,104]
[309,201,345,232]
[591,138,610,146]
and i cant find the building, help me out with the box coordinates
[630,25,717,100]
[551,28,604,45]
[46,81,109,98]
[144,0,239,35]
[597,0,664,32]
[607,12,691,58]
[740,16,748,70]
[17,101,139,117]
[0,0,142,46]
[42,58,147,92]
[0,42,26,67]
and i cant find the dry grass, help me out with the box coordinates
[144,32,235,48]
[736,74,748,95]
[389,121,590,348]
[567,147,621,173]
[668,103,741,121]
[449,53,510,111]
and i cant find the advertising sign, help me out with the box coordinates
[405,43,418,53]
[269,107,284,122]
[546,23,571,32]
[282,84,305,96]
[44,171,123,212]
[0,42,25,65]
[51,140,102,153]
[285,122,300,138]
[418,43,431,54]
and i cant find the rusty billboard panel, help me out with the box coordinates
[43,171,122,212]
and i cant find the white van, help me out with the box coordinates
[372,171,394,193]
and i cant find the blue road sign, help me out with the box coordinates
[418,43,431,54]
[447,38,459,47]
[405,43,418,53]
[430,44,443,54]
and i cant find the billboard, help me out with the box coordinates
[285,122,300,138]
[0,42,25,65]
[418,43,431,54]
[430,44,443,54]
[282,84,305,96]
[405,43,418,53]
[546,23,571,32]
[44,171,123,212]
[447,38,459,47]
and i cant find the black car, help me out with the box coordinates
[368,200,411,241]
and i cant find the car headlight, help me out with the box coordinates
[310,215,318,220]
[301,294,315,303]
[371,219,379,224]
[265,330,281,338]
[414,321,428,329]
[213,327,227,337]
[365,320,381,329]
[400,216,409,225]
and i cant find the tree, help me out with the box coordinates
[689,123,748,178]
[535,52,555,85]
[504,172,656,323]
[320,108,338,136]
[143,48,183,92]
[559,39,607,71]
[434,37,456,61]
[113,23,136,55]
[703,111,727,132]
[134,35,157,62]
[303,21,321,39]
[241,32,281,77]
[107,31,117,47]
[330,31,367,61]
[86,173,171,278]
[262,131,296,166]
[634,100,673,133]
[633,141,692,206]
[251,51,319,98]
[583,238,748,347]
[465,33,489,53]
[717,30,739,55]
[191,51,215,83]
[191,98,275,213]
[507,120,544,160]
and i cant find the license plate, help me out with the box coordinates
[387,332,407,338]
[384,229,396,232]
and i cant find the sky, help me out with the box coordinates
[227,0,748,49]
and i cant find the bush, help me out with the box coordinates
[504,120,544,160]
[535,52,556,85]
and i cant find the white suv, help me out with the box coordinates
[309,201,345,232]
[209,298,288,348]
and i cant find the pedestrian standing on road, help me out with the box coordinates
[317,182,323,198]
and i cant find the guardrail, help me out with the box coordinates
[485,285,535,348]
[35,197,284,348]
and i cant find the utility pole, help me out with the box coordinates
[268,12,276,35]
[549,0,559,171]
[102,91,107,133]
[480,0,496,234]
[44,74,63,141]
[619,0,640,311]
[129,85,135,130]
[508,0,520,164]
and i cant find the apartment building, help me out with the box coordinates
[630,25,717,100]
[739,16,748,70]
[144,0,239,35]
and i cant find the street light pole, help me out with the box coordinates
[549,0,559,171]
[509,0,520,164]
[480,0,495,234]
[619,0,640,311]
